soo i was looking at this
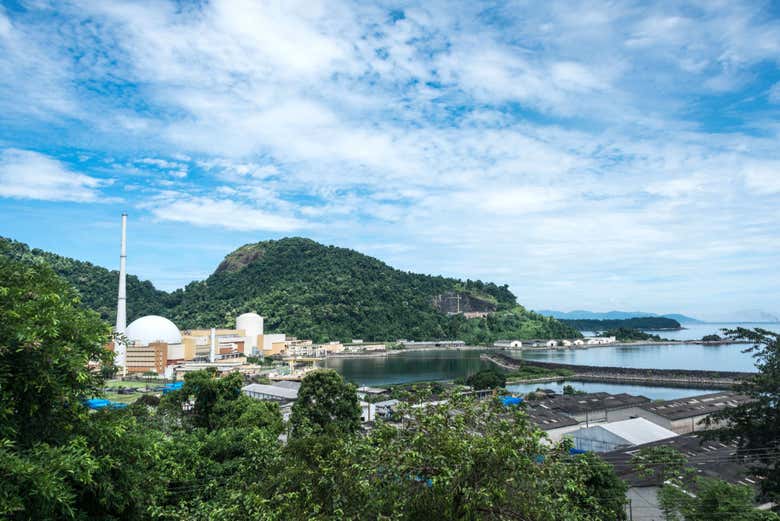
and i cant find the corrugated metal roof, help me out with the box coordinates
[242,383,298,399]
[640,391,752,420]
[597,417,677,445]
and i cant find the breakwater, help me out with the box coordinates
[482,353,752,390]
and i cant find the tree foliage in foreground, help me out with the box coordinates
[632,445,779,521]
[707,328,780,503]
[0,253,631,520]
[290,369,361,437]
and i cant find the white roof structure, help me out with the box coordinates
[273,381,302,391]
[125,315,182,346]
[242,383,299,401]
[592,418,678,446]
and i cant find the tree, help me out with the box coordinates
[632,443,779,521]
[266,394,629,520]
[161,370,245,431]
[0,254,111,444]
[707,328,780,503]
[0,255,169,520]
[290,369,361,437]
[465,369,506,390]
[659,477,779,521]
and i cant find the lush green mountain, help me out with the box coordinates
[0,236,580,344]
[0,236,172,323]
[561,317,682,331]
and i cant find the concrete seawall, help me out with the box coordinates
[483,353,753,390]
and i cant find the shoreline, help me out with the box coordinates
[322,338,750,361]
[482,353,750,390]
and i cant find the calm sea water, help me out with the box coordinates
[324,350,488,386]
[514,342,757,372]
[323,349,728,400]
[323,323,778,399]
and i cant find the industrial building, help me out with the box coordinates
[493,340,523,348]
[243,382,300,403]
[568,417,677,452]
[531,392,652,424]
[109,214,283,376]
[635,391,752,434]
[606,434,773,521]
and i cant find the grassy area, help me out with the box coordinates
[504,366,573,381]
[102,391,142,404]
[105,379,154,389]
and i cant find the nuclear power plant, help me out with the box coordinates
[109,214,345,378]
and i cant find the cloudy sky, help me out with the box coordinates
[1,0,779,320]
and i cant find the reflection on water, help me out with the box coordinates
[324,350,489,386]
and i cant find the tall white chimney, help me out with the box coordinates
[210,328,217,363]
[115,213,127,374]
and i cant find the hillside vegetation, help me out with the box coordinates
[0,236,172,321]
[0,236,580,344]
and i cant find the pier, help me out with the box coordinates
[481,353,753,390]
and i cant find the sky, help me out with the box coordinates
[0,0,779,321]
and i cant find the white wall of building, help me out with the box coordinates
[263,333,286,351]
[236,313,264,355]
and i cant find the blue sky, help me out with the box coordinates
[1,0,779,320]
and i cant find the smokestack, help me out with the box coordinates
[210,328,216,363]
[115,213,127,374]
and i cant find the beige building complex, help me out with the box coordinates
[112,312,277,376]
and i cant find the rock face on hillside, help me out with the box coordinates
[215,244,266,274]
[432,292,496,314]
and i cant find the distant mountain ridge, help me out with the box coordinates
[535,309,704,324]
[0,236,580,344]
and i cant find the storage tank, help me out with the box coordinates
[236,312,264,355]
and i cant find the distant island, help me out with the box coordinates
[536,309,703,324]
[560,316,682,331]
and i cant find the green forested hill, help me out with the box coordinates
[0,236,172,322]
[0,236,580,343]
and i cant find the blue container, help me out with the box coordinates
[84,398,110,409]
[161,381,184,394]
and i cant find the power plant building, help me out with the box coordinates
[110,214,279,376]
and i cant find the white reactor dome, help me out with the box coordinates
[125,315,182,346]
[236,312,264,329]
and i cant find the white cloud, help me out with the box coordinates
[769,82,780,104]
[0,149,105,202]
[0,1,779,313]
[743,162,780,195]
[142,193,306,232]
[645,175,707,198]
[0,9,78,119]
